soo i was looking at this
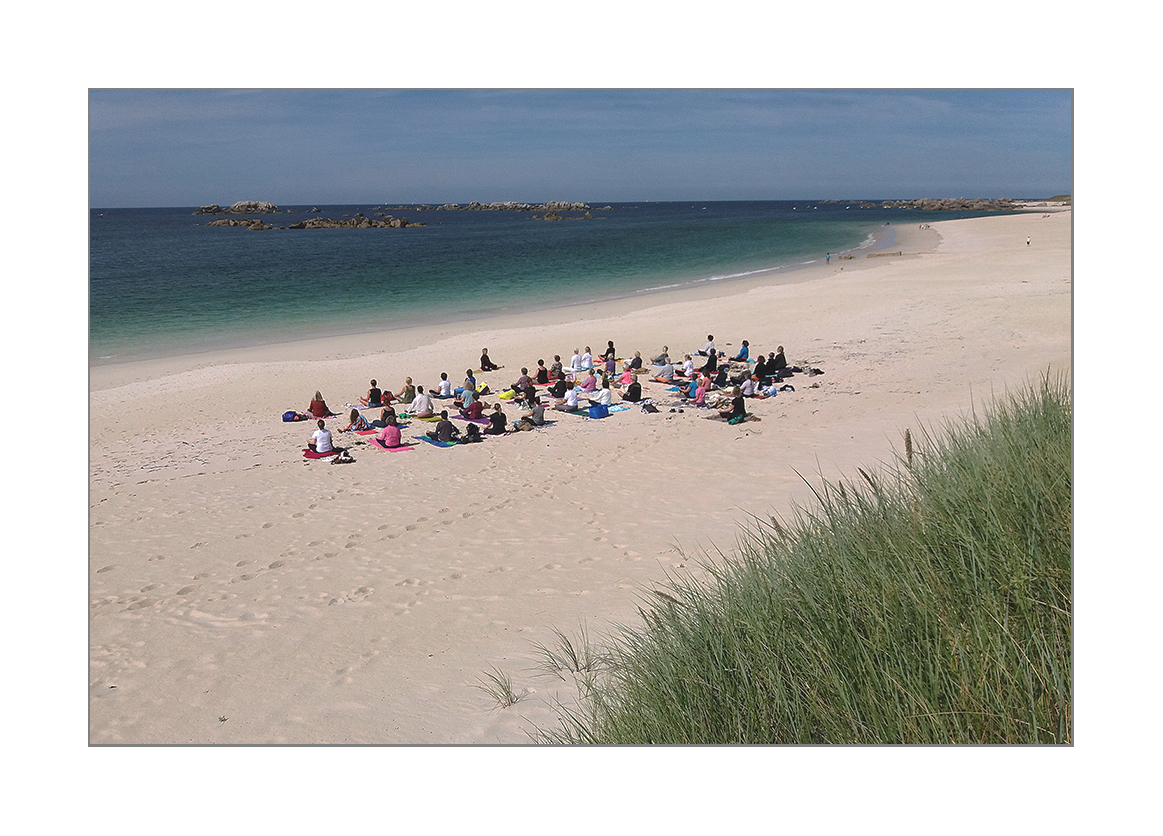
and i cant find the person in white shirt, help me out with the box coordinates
[434,372,453,398]
[569,349,583,371]
[557,385,582,411]
[701,335,716,357]
[308,419,334,453]
[682,355,695,378]
[588,376,613,408]
[408,385,434,418]
[580,347,594,369]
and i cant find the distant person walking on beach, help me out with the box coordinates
[826,252,831,264]
[1027,236,1031,246]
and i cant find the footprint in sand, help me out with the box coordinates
[194,572,210,580]
[307,541,323,548]
[177,585,196,595]
[377,524,391,531]
[140,584,158,592]
[236,560,249,567]
[96,565,116,574]
[268,560,285,569]
[292,512,305,518]
[262,522,275,529]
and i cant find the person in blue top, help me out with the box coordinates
[731,340,750,362]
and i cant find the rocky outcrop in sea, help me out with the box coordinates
[859,198,1018,211]
[205,218,274,230]
[194,201,281,215]
[286,214,424,229]
[435,201,593,212]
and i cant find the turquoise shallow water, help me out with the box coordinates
[89,201,994,364]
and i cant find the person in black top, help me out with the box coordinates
[480,348,500,371]
[701,350,717,376]
[484,403,507,435]
[602,341,616,362]
[534,360,550,385]
[753,354,768,384]
[621,379,643,402]
[547,378,569,399]
[771,346,788,373]
[426,411,460,443]
[359,379,383,407]
[718,387,746,421]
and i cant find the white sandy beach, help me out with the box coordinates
[89,208,1071,744]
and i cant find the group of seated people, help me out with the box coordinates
[306,338,788,450]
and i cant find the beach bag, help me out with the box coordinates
[728,414,747,425]
[588,404,610,419]
[641,402,660,413]
[282,410,299,422]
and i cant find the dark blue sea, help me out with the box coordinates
[89,201,996,364]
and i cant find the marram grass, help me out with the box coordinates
[534,375,1071,744]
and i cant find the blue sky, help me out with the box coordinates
[89,89,1071,207]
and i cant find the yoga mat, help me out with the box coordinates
[368,438,415,452]
[452,416,490,425]
[413,435,459,448]
[302,448,340,459]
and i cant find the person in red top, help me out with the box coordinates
[459,398,485,420]
[307,391,337,418]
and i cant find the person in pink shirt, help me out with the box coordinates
[375,416,403,448]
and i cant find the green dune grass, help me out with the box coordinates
[533,375,1072,744]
